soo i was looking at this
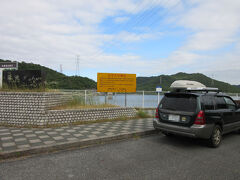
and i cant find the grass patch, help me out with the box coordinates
[0,86,57,92]
[50,104,119,110]
[136,110,151,118]
[50,94,119,110]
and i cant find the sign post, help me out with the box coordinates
[97,73,136,107]
[0,62,18,88]
[156,86,162,104]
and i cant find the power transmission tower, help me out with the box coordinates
[76,55,80,76]
[60,64,62,73]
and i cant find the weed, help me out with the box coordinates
[136,110,151,118]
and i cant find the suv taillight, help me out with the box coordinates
[194,110,206,125]
[155,108,159,118]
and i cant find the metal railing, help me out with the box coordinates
[59,89,240,108]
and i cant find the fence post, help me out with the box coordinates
[105,92,107,104]
[125,92,127,107]
[0,69,2,88]
[84,90,87,105]
[114,92,117,104]
[142,91,144,108]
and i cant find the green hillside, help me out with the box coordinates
[0,59,96,89]
[1,59,239,92]
[137,72,240,93]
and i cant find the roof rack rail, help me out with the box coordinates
[185,87,221,93]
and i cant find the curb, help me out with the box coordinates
[0,129,157,160]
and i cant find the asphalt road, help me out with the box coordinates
[1,132,240,180]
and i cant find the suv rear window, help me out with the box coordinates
[201,95,215,110]
[160,94,197,112]
[215,96,227,109]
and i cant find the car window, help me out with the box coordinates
[201,95,215,110]
[215,97,227,109]
[160,94,197,112]
[224,97,236,110]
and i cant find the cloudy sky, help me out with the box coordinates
[0,0,240,84]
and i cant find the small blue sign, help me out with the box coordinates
[156,86,162,92]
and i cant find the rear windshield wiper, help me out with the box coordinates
[164,107,176,111]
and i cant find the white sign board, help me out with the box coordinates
[156,86,162,92]
[0,62,18,88]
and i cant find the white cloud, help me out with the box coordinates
[0,0,170,71]
[114,17,130,23]
[160,0,240,84]
[0,0,240,85]
[0,0,138,69]
[115,31,161,42]
[177,0,240,51]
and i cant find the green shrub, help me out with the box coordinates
[136,110,150,118]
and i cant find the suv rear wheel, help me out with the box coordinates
[162,132,173,137]
[208,125,222,148]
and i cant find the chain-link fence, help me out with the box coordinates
[59,89,240,108]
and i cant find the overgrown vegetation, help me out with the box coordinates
[136,110,151,118]
[51,103,119,110]
[0,59,96,90]
[50,95,119,110]
[1,82,51,92]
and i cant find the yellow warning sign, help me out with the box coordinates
[97,73,136,93]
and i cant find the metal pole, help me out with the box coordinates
[158,92,160,104]
[0,69,2,89]
[105,92,107,104]
[125,93,127,107]
[142,91,144,108]
[84,90,87,105]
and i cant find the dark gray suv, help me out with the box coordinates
[153,90,240,147]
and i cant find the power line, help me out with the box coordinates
[87,0,158,59]
[82,0,182,65]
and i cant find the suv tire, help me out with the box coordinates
[162,132,173,137]
[208,125,222,148]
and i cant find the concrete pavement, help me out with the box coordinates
[0,118,156,159]
[1,134,240,180]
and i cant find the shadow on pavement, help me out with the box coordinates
[151,131,240,149]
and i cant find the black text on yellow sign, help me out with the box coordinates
[97,73,136,93]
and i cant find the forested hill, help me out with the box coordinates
[0,59,96,89]
[137,72,240,93]
[1,59,239,92]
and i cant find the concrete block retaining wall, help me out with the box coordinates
[47,108,137,125]
[0,92,137,126]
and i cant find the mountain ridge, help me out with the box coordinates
[0,59,96,90]
[0,59,239,93]
[137,72,240,93]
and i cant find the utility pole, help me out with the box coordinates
[211,74,214,86]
